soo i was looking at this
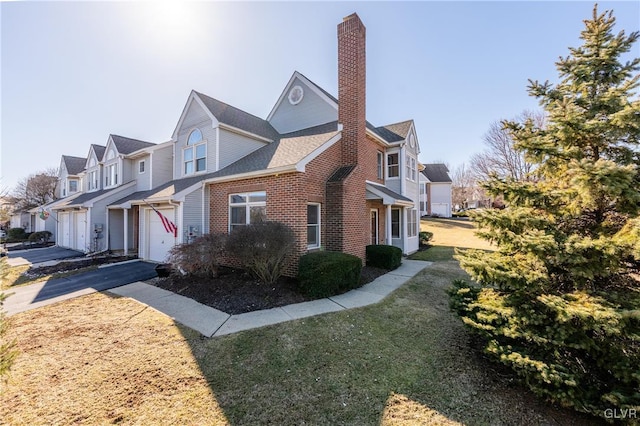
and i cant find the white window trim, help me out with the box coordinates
[138,160,146,174]
[307,203,321,249]
[104,162,118,188]
[408,209,418,237]
[391,208,401,239]
[183,142,207,176]
[387,152,400,180]
[228,191,267,231]
[377,151,384,180]
[406,154,417,182]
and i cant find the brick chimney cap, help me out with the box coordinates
[343,12,360,22]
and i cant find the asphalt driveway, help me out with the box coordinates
[5,246,84,267]
[3,261,159,316]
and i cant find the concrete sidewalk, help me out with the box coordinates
[109,260,432,338]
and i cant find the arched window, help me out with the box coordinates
[184,128,206,175]
[187,129,203,145]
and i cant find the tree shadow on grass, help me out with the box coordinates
[179,262,603,425]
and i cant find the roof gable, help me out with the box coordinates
[267,71,338,121]
[85,144,106,168]
[171,90,278,142]
[422,164,452,183]
[108,134,155,156]
[62,155,86,175]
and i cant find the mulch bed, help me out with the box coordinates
[23,255,137,280]
[149,265,390,315]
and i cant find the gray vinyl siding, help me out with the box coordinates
[135,154,152,191]
[269,77,337,134]
[386,177,402,194]
[121,158,134,184]
[89,185,138,252]
[109,210,125,250]
[183,189,202,237]
[151,145,173,188]
[218,128,267,169]
[174,101,216,179]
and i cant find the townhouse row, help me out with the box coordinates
[28,13,452,271]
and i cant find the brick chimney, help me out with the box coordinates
[337,13,366,166]
[325,13,368,261]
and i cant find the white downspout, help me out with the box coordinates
[123,208,129,256]
[386,204,392,245]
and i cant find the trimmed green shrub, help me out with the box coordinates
[28,231,52,243]
[298,251,362,298]
[7,228,26,241]
[226,221,295,285]
[419,231,433,245]
[366,245,402,270]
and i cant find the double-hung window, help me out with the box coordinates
[88,170,98,191]
[377,151,384,179]
[307,204,321,249]
[69,180,78,193]
[406,155,416,181]
[105,163,118,187]
[408,209,418,237]
[229,191,267,231]
[387,153,399,178]
[391,208,401,238]
[184,129,206,175]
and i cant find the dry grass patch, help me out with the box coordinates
[1,293,229,425]
[420,217,494,250]
[1,262,601,425]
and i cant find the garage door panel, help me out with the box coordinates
[59,213,70,248]
[431,203,449,217]
[74,212,86,251]
[148,208,176,262]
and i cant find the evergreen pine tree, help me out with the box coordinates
[450,5,640,418]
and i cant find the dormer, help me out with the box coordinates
[171,90,276,179]
[103,134,155,190]
[85,144,105,192]
[58,155,85,197]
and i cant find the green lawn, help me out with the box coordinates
[1,216,599,424]
[2,260,597,425]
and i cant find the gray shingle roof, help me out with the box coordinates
[374,120,413,143]
[62,155,86,175]
[194,91,279,141]
[422,164,452,183]
[207,122,339,180]
[366,181,413,203]
[91,144,106,160]
[111,123,341,206]
[110,135,155,155]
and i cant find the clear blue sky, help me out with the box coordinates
[1,1,639,191]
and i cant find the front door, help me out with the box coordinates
[370,209,378,245]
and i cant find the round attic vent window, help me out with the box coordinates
[288,85,304,105]
[409,134,416,148]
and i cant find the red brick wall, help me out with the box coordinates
[208,140,344,276]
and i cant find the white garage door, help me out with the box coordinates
[74,212,87,251]
[148,208,176,262]
[59,212,70,248]
[431,203,449,217]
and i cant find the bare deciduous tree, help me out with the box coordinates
[471,110,545,182]
[451,162,475,209]
[11,168,59,211]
